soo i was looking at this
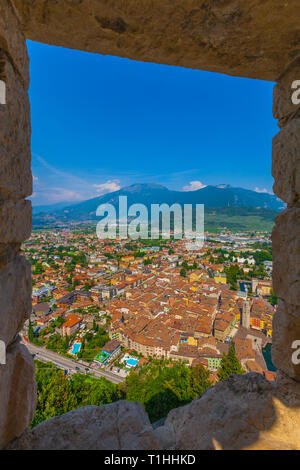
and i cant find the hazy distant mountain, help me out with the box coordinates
[32,201,75,214]
[32,183,284,225]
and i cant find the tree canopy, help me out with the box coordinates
[217,344,245,381]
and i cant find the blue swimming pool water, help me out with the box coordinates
[71,343,81,354]
[126,358,138,367]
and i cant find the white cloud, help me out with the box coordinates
[254,187,273,194]
[93,180,121,195]
[31,153,123,205]
[182,181,207,192]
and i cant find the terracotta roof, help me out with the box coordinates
[63,314,82,328]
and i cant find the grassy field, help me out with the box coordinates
[204,207,277,233]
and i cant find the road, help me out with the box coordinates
[21,338,124,384]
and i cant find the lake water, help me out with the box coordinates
[262,343,277,372]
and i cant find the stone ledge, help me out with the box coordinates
[155,372,300,450]
[5,373,300,450]
[12,0,300,81]
[6,401,161,450]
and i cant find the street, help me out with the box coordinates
[21,338,125,385]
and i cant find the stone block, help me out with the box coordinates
[0,199,31,243]
[272,208,300,305]
[272,300,300,381]
[0,243,20,270]
[0,255,32,346]
[0,53,31,200]
[0,0,29,86]
[0,340,36,448]
[273,56,300,128]
[272,119,300,204]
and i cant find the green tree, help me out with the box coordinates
[217,344,245,382]
[125,363,191,422]
[269,289,278,306]
[181,260,189,270]
[32,361,119,428]
[188,364,212,399]
[31,362,77,427]
[180,268,187,277]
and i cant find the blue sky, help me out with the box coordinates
[28,40,279,206]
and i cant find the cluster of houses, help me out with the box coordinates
[24,228,275,381]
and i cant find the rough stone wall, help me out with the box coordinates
[155,371,300,450]
[11,0,300,81]
[272,56,300,382]
[6,373,300,450]
[6,401,162,450]
[0,0,300,451]
[0,0,36,449]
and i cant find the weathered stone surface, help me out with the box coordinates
[12,0,300,81]
[0,243,20,270]
[0,199,31,243]
[154,373,300,450]
[272,208,300,306]
[6,401,161,450]
[276,369,300,406]
[272,119,300,205]
[0,54,31,199]
[8,373,300,450]
[273,56,300,128]
[0,255,31,346]
[0,0,298,453]
[272,300,300,381]
[0,340,36,448]
[0,0,29,86]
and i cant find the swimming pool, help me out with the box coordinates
[126,358,138,367]
[120,354,139,368]
[69,342,81,355]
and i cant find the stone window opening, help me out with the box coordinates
[0,0,300,450]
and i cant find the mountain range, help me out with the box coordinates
[32,183,284,230]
